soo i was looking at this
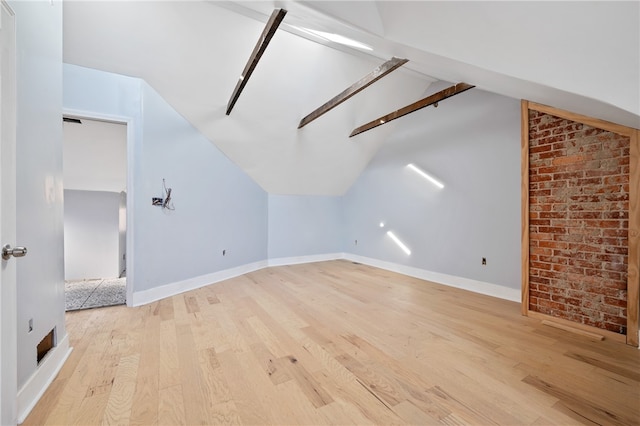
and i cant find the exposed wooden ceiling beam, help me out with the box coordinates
[298,57,409,129]
[226,8,287,115]
[349,83,475,137]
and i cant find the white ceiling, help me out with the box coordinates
[63,118,127,193]
[62,1,639,196]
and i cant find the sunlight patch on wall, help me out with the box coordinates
[407,163,444,189]
[387,230,411,255]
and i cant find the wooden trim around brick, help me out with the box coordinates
[526,101,634,137]
[523,101,639,347]
[528,310,626,343]
[628,129,640,346]
[521,100,530,316]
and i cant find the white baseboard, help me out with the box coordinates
[131,254,351,306]
[17,334,72,424]
[130,260,269,306]
[131,252,519,307]
[268,252,344,267]
[343,253,520,303]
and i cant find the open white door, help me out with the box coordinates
[0,1,17,424]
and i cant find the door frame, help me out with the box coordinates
[62,108,135,305]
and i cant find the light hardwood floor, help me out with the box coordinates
[24,260,640,425]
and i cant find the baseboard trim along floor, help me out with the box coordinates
[130,252,519,307]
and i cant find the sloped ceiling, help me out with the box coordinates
[63,1,639,196]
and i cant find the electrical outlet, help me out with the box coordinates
[482,257,487,265]
[28,318,33,333]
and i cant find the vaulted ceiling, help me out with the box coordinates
[63,1,639,195]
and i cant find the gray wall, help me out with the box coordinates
[11,0,66,389]
[64,190,121,280]
[134,81,268,289]
[63,64,268,293]
[343,86,522,290]
[65,66,522,301]
[268,194,343,259]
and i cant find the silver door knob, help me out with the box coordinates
[2,244,27,260]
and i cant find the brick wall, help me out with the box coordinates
[528,110,630,334]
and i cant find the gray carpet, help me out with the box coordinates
[65,278,126,311]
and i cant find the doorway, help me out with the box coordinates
[63,117,127,310]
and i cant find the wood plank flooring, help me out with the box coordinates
[23,260,640,425]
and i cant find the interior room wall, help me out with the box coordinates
[64,190,120,280]
[268,194,343,260]
[11,0,66,392]
[63,119,127,192]
[343,86,521,292]
[135,81,268,289]
[64,65,523,305]
[63,64,268,293]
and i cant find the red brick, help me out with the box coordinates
[574,243,605,253]
[553,234,584,243]
[575,177,603,186]
[553,171,584,180]
[530,219,551,227]
[530,130,552,140]
[530,189,552,197]
[537,151,563,160]
[538,256,569,265]
[537,119,566,132]
[588,253,625,264]
[531,204,553,212]
[551,295,581,306]
[603,262,627,273]
[530,290,550,299]
[538,240,568,249]
[603,193,628,202]
[603,314,626,327]
[530,261,552,271]
[595,184,624,194]
[538,299,567,312]
[530,276,550,285]
[538,226,568,234]
[603,229,627,238]
[527,111,630,335]
[530,173,553,183]
[602,211,628,219]
[568,211,602,220]
[603,324,625,334]
[602,138,628,150]
[531,247,552,256]
[530,144,552,154]
[603,246,628,255]
[604,296,627,308]
[539,212,566,219]
[570,259,602,270]
[568,203,606,212]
